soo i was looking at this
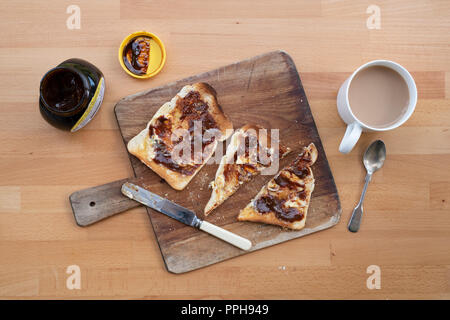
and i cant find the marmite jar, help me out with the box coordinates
[39,58,105,132]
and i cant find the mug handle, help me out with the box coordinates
[339,123,362,154]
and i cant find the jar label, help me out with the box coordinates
[70,77,105,132]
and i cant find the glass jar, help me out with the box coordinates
[39,58,105,132]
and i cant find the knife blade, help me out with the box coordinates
[121,182,252,251]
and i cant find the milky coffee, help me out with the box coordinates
[348,66,409,128]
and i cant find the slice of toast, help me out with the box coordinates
[204,124,291,215]
[127,83,233,190]
[237,143,318,230]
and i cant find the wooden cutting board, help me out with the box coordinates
[70,50,341,274]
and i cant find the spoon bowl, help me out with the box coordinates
[363,140,386,174]
[348,140,386,232]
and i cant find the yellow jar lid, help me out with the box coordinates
[118,31,166,79]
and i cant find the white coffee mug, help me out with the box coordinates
[337,60,417,154]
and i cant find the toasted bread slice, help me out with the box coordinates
[127,83,233,190]
[204,124,291,215]
[237,143,318,230]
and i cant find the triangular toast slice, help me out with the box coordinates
[237,143,318,230]
[204,124,291,215]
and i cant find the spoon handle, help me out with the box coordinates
[348,173,372,232]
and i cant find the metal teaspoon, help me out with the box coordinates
[348,140,386,232]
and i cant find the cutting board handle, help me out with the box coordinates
[69,178,141,227]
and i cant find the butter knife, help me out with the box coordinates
[121,182,252,251]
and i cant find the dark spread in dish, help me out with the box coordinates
[123,36,151,75]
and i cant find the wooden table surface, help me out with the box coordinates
[1,0,449,299]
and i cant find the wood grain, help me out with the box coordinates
[112,51,341,273]
[0,0,449,298]
[70,178,138,226]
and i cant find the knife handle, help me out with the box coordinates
[199,221,252,251]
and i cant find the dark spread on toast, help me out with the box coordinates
[224,134,278,183]
[149,91,219,175]
[149,116,171,139]
[274,173,303,190]
[289,166,310,179]
[153,141,198,176]
[255,195,304,222]
[252,155,313,222]
[179,92,218,137]
[179,91,209,119]
[224,163,257,183]
[123,36,151,75]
